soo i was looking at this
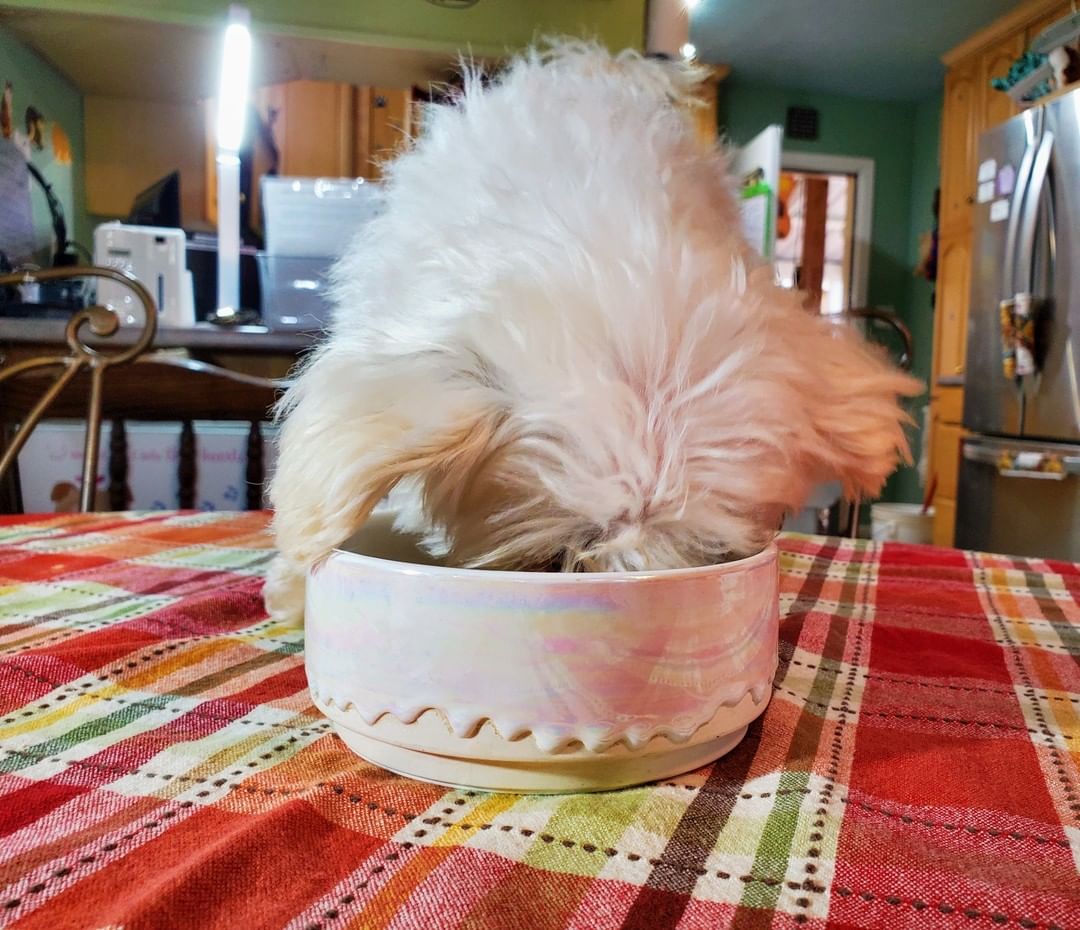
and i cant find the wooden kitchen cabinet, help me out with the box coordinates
[929,399,966,546]
[204,80,415,225]
[932,498,958,548]
[258,81,356,178]
[929,0,1068,546]
[933,231,973,383]
[939,60,979,236]
[932,420,965,503]
[977,32,1026,131]
[354,87,414,180]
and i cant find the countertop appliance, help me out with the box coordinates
[957,86,1080,560]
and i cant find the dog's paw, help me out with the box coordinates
[263,556,307,624]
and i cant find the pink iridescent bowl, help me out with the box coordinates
[306,513,779,793]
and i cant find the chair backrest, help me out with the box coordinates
[0,355,283,514]
[834,307,914,371]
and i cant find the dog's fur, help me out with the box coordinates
[266,42,920,620]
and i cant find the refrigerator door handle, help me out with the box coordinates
[1003,117,1040,299]
[963,439,1080,478]
[1016,130,1055,296]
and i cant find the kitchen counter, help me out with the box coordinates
[0,318,320,379]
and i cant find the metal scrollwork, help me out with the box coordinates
[0,266,157,512]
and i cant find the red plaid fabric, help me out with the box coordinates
[1,511,1078,929]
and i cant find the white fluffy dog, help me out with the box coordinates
[266,43,919,620]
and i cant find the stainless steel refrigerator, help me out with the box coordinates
[956,88,1080,561]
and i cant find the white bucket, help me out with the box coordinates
[871,503,934,544]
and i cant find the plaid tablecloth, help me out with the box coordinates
[1,511,1078,930]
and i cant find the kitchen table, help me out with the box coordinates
[1,511,1077,929]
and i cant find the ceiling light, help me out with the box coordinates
[684,0,702,9]
[681,42,697,60]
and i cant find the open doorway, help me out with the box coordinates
[778,153,874,315]
[775,171,855,314]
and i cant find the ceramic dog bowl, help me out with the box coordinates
[306,513,779,793]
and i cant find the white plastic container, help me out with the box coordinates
[262,177,383,258]
[871,502,934,544]
[257,254,334,332]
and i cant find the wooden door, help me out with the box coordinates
[940,59,979,235]
[978,32,1025,132]
[934,231,973,384]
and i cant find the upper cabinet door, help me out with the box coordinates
[978,32,1026,133]
[354,88,414,181]
[269,82,356,179]
[940,59,979,236]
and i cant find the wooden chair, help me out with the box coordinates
[0,266,284,514]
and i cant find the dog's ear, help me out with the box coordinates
[786,315,923,503]
[270,361,499,573]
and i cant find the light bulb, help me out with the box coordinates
[680,42,697,60]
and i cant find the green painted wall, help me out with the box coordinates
[0,26,88,260]
[719,77,944,505]
[891,91,942,504]
[720,78,918,331]
[0,1,646,54]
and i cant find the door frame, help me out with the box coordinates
[779,152,875,311]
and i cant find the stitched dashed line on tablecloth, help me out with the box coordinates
[1,800,198,913]
[0,746,406,814]
[792,544,874,923]
[656,784,815,798]
[0,569,262,623]
[3,620,291,681]
[833,886,1064,930]
[789,660,1080,704]
[0,582,277,656]
[993,639,1079,654]
[772,686,1075,740]
[1,805,1071,923]
[0,634,304,723]
[975,562,1080,821]
[782,590,1076,629]
[841,797,1072,848]
[1,687,321,731]
[14,745,1068,852]
[1,611,178,655]
[0,610,276,657]
[1,785,430,918]
[0,673,329,730]
[304,817,828,930]
[2,787,1072,921]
